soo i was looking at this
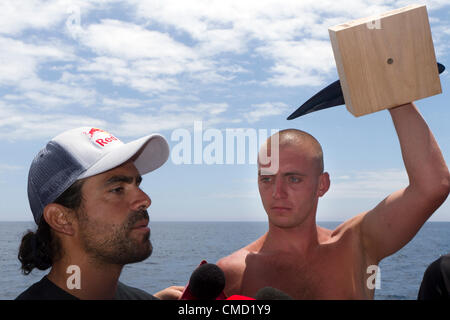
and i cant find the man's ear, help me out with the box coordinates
[43,204,75,236]
[317,172,330,197]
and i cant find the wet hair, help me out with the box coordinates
[18,179,84,275]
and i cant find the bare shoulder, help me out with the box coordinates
[217,238,264,296]
[217,247,248,273]
[326,212,377,265]
[216,248,247,296]
[217,236,264,271]
[329,212,368,241]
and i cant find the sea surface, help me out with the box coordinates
[1,221,449,300]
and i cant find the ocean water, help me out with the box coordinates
[1,221,449,300]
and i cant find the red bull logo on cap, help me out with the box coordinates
[83,128,121,148]
[86,128,105,138]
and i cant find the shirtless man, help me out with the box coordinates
[217,102,450,299]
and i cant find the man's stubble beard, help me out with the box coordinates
[77,209,153,266]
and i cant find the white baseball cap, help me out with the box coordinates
[28,127,169,224]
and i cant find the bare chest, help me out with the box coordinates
[239,246,369,299]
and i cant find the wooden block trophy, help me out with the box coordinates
[288,4,445,119]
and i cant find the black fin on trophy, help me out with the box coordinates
[287,62,446,120]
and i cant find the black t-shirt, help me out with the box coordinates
[418,254,450,300]
[15,276,159,300]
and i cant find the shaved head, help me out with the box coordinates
[259,129,324,175]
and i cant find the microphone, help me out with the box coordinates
[254,287,293,300]
[180,261,226,300]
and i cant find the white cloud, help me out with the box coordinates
[397,0,450,10]
[129,0,404,87]
[160,103,229,115]
[133,0,322,44]
[0,1,128,36]
[0,35,99,111]
[115,113,198,137]
[0,36,74,85]
[99,97,146,110]
[0,0,72,35]
[114,102,232,136]
[0,102,106,141]
[130,0,450,88]
[258,39,335,86]
[429,20,450,58]
[244,102,289,123]
[76,19,234,93]
[1,0,449,143]
[327,169,409,199]
[80,19,197,61]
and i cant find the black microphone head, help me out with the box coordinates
[254,287,293,300]
[189,263,226,300]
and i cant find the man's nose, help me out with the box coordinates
[131,187,151,211]
[272,177,287,199]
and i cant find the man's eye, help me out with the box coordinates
[260,176,272,183]
[289,176,301,183]
[110,187,124,193]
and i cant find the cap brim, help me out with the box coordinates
[78,134,169,179]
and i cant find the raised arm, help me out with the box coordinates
[360,102,450,263]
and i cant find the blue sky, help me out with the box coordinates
[0,0,449,222]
